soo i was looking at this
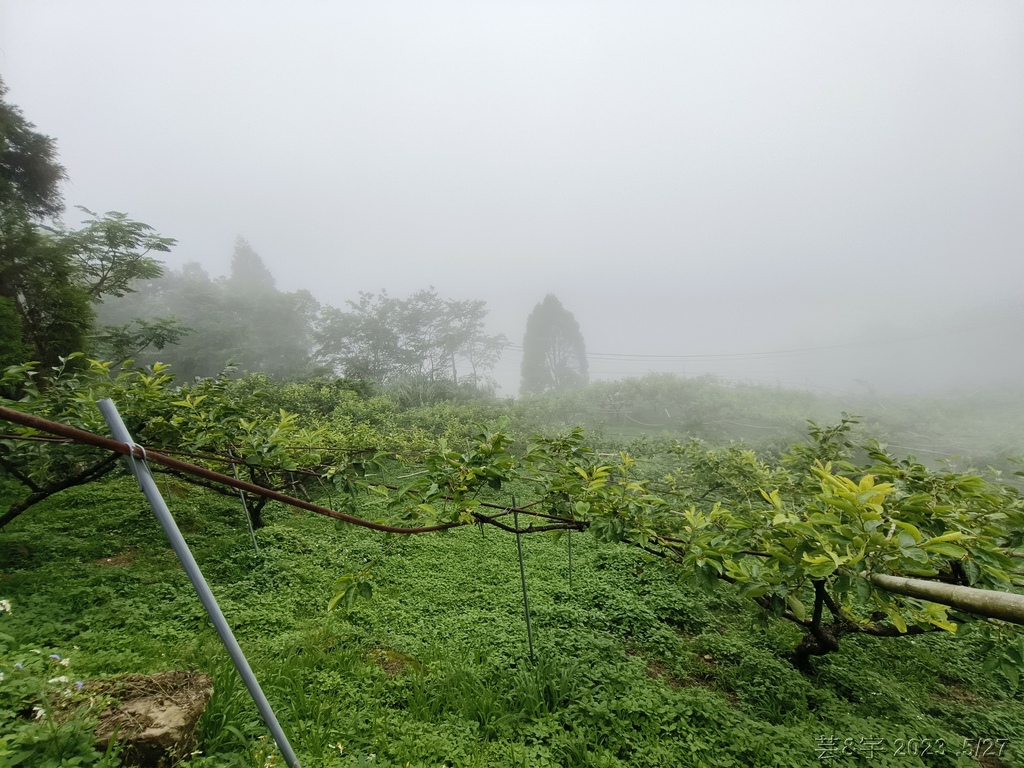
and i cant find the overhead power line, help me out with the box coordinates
[504,317,1008,363]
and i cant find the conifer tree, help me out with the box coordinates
[227,236,277,293]
[520,294,588,395]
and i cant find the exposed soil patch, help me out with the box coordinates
[645,660,682,688]
[85,670,213,766]
[368,648,422,677]
[933,675,987,705]
[684,655,739,704]
[95,547,138,568]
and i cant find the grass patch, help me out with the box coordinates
[1,475,1022,766]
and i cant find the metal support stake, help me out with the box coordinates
[98,399,301,768]
[567,529,573,590]
[228,448,259,555]
[512,495,535,664]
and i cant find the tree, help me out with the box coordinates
[318,290,416,383]
[0,227,93,368]
[92,316,193,363]
[0,209,175,368]
[0,358,338,530]
[0,81,176,368]
[221,238,320,377]
[0,76,64,221]
[520,294,589,395]
[97,261,230,378]
[316,288,506,387]
[97,241,322,379]
[225,236,276,294]
[57,207,173,300]
[0,76,69,367]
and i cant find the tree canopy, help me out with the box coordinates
[0,82,175,369]
[520,294,589,395]
[96,241,321,380]
[0,76,64,221]
[316,288,506,388]
[1,362,1022,671]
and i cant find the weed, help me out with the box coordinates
[1,475,1022,766]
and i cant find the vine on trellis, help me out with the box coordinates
[1,358,1023,664]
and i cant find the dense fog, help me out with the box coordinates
[2,1,1021,396]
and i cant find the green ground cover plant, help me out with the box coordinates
[2,364,1023,766]
[1,470,1022,767]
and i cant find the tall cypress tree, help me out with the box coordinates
[227,237,277,293]
[520,294,588,395]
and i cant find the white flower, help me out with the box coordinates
[0,599,11,613]
[48,675,69,684]
[59,658,70,667]
[33,706,45,720]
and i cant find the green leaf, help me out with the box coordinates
[1002,662,1020,689]
[922,531,965,545]
[923,542,967,559]
[900,547,930,564]
[928,618,958,632]
[327,585,351,612]
[738,582,770,599]
[786,595,807,622]
[885,606,908,634]
[897,531,918,549]
[805,560,838,578]
[894,522,922,542]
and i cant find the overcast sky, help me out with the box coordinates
[2,1,1022,395]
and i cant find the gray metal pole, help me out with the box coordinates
[97,399,301,768]
[567,529,573,590]
[227,448,260,555]
[512,496,535,664]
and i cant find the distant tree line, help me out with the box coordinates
[0,78,504,389]
[98,240,509,390]
[2,80,597,399]
[96,238,321,380]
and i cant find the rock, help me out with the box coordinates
[87,670,213,766]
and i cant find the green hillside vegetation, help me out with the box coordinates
[2,369,1023,767]
[2,474,1022,768]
